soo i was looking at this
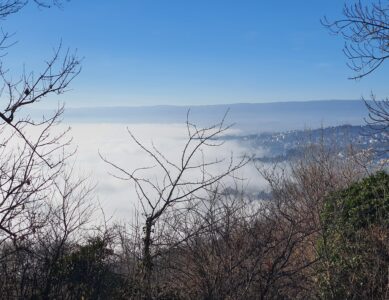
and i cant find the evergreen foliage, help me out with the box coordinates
[318,171,389,299]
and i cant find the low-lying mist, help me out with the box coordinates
[68,123,269,221]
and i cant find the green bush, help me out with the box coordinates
[57,237,129,299]
[318,171,389,299]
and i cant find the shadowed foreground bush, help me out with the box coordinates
[318,171,389,299]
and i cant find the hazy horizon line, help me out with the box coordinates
[59,99,363,110]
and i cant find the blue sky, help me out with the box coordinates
[3,0,389,107]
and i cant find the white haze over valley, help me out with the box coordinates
[68,123,268,221]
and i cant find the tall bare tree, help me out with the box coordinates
[101,114,248,298]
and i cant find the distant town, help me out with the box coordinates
[223,124,389,165]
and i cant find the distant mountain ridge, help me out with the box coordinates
[32,100,369,133]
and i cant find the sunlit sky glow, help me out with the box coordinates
[3,0,389,107]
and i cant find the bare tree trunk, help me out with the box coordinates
[142,217,153,299]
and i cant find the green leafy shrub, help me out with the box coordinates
[318,171,389,299]
[57,237,129,299]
